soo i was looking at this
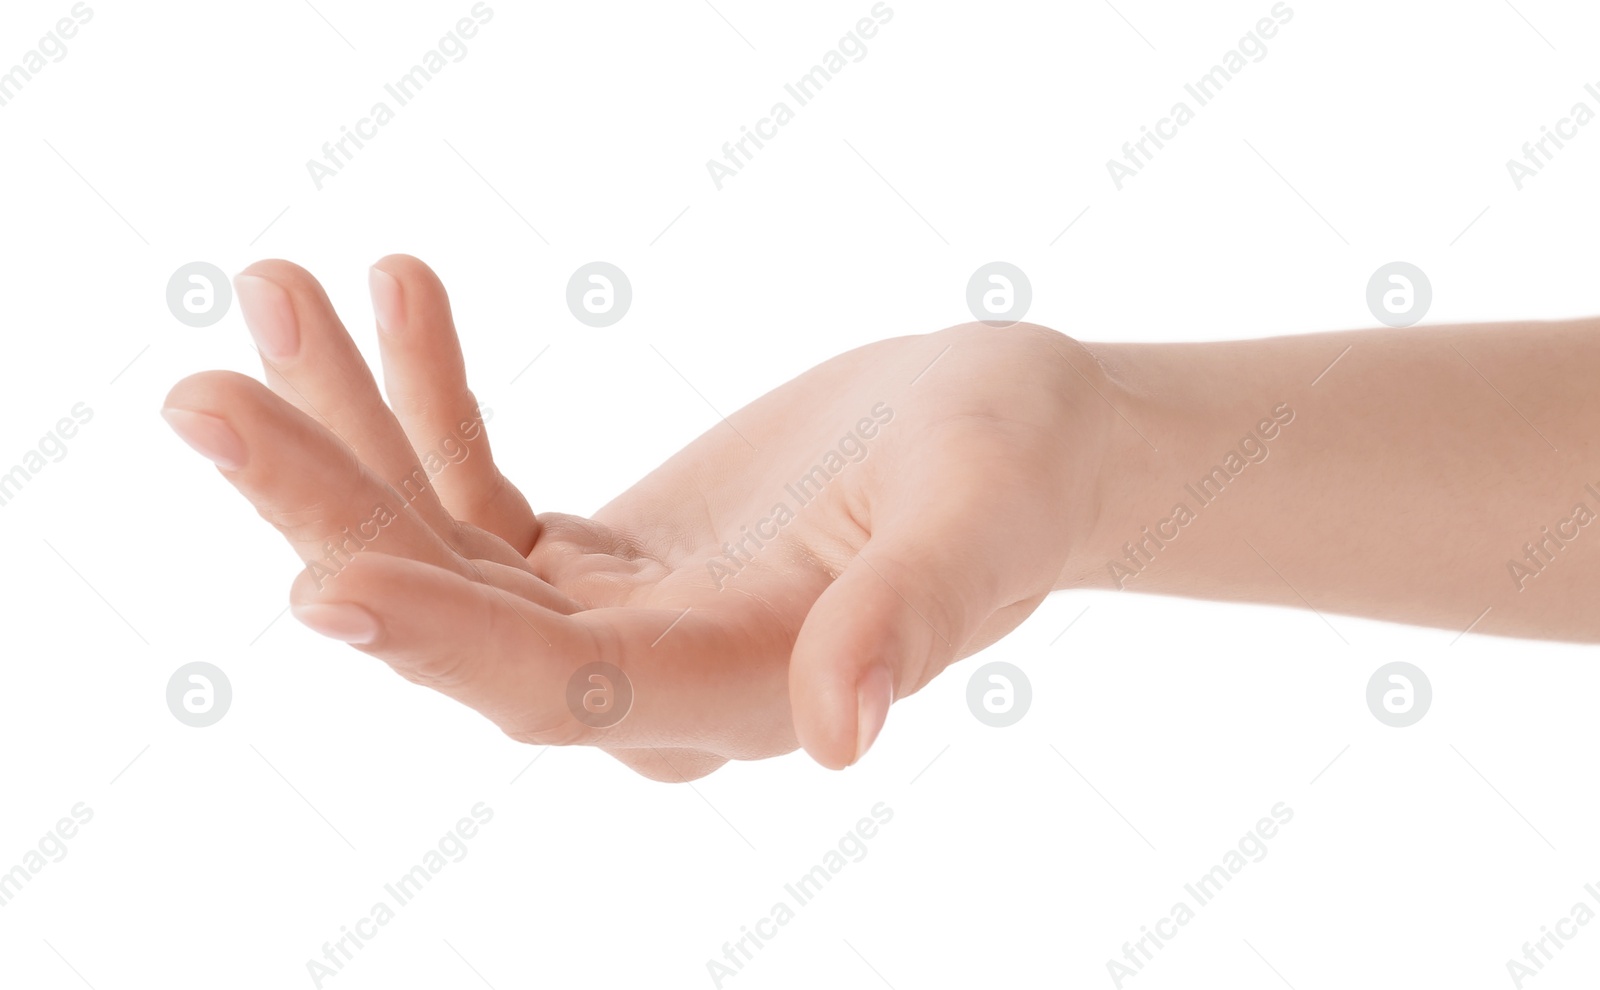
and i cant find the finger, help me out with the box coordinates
[291,556,729,783]
[293,551,792,756]
[787,532,980,770]
[567,605,795,759]
[163,371,474,583]
[234,260,528,572]
[290,552,587,740]
[787,472,1033,769]
[370,254,538,554]
[790,419,1074,769]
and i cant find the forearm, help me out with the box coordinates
[1057,318,1600,641]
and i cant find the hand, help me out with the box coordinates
[162,257,1109,779]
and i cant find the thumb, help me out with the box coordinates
[788,527,991,770]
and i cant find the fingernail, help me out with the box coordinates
[854,665,894,765]
[368,266,404,336]
[161,409,247,470]
[292,603,380,645]
[235,274,299,363]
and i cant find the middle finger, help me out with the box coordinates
[235,260,527,570]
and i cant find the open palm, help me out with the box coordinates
[163,257,1097,780]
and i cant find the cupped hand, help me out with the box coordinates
[162,257,1108,780]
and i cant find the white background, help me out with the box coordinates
[2,0,1598,987]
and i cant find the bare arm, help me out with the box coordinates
[1060,319,1600,642]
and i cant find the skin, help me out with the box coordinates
[1068,321,1600,640]
[162,257,1600,781]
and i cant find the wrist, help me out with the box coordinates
[1050,338,1169,591]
